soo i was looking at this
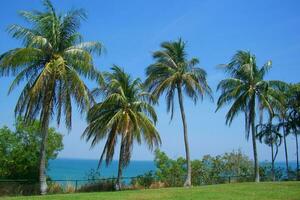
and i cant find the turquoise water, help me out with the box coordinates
[47,159,155,180]
[48,158,297,180]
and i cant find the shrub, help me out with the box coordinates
[64,183,75,193]
[259,164,284,181]
[78,179,116,192]
[154,149,255,186]
[149,181,166,189]
[0,119,63,181]
[0,181,39,196]
[154,150,185,187]
[131,171,155,189]
[47,182,63,194]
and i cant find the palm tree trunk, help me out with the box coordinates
[271,143,275,181]
[116,133,125,191]
[39,115,50,195]
[251,119,260,182]
[295,133,299,180]
[250,97,260,183]
[282,119,289,179]
[177,86,191,187]
[39,84,54,195]
[116,117,129,191]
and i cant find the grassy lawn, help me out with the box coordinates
[3,182,300,200]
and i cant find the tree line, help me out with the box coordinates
[0,0,299,194]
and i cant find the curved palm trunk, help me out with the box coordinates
[271,143,275,181]
[39,115,50,195]
[39,84,54,195]
[251,120,260,182]
[116,118,129,191]
[269,117,275,182]
[295,133,299,180]
[177,86,191,187]
[282,119,289,179]
[116,133,125,191]
[250,97,260,182]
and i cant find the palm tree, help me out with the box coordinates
[83,66,161,190]
[286,112,300,179]
[145,39,212,187]
[275,83,299,178]
[286,83,300,178]
[274,84,292,177]
[256,117,282,181]
[0,0,102,194]
[216,51,284,182]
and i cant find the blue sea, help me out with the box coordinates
[47,159,156,180]
[47,158,297,180]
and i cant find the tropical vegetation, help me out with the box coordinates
[0,119,63,196]
[0,0,102,194]
[284,83,300,177]
[145,39,212,186]
[0,0,299,197]
[0,118,63,180]
[256,117,282,181]
[82,66,161,190]
[216,51,286,182]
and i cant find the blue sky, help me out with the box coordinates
[0,0,299,162]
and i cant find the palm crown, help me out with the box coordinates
[0,0,102,128]
[145,39,212,118]
[216,51,283,138]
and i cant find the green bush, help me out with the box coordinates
[0,181,39,196]
[47,182,63,194]
[154,151,185,187]
[77,169,116,192]
[259,164,284,181]
[0,118,63,180]
[131,171,155,189]
[78,179,116,192]
[154,149,255,186]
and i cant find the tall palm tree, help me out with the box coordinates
[273,83,299,178]
[286,112,300,179]
[216,51,284,182]
[0,0,102,194]
[274,84,292,177]
[256,117,282,181]
[145,39,212,187]
[286,83,300,178]
[83,66,161,190]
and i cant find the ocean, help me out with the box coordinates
[48,158,297,180]
[47,159,156,180]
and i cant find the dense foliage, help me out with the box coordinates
[148,149,290,187]
[153,149,254,186]
[0,119,63,180]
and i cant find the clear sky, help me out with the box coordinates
[0,0,299,162]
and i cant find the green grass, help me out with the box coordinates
[3,182,300,200]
